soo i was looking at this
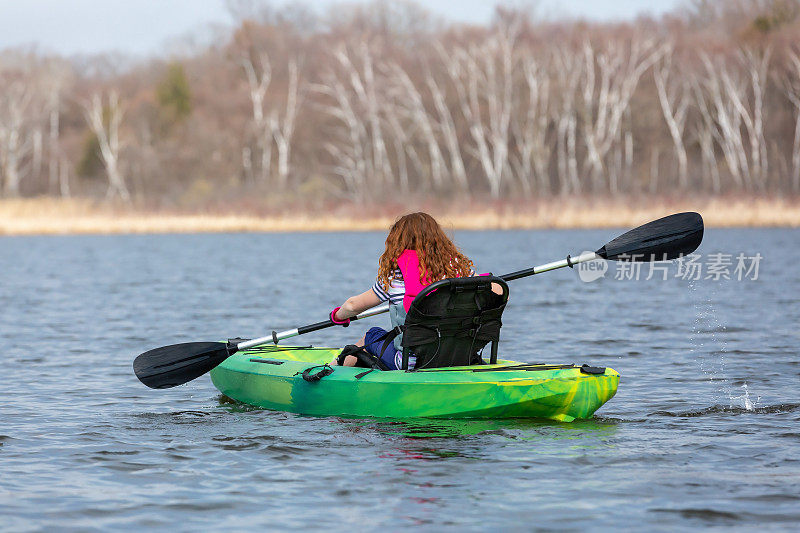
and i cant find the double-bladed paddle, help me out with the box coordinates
[133,211,703,389]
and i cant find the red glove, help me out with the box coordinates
[330,307,350,327]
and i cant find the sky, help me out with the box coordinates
[0,0,684,57]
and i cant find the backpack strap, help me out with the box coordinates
[373,326,404,361]
[337,344,390,371]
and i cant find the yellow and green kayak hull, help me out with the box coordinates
[210,345,619,422]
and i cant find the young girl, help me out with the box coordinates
[329,212,477,370]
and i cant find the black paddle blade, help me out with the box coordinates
[133,342,233,389]
[596,212,704,261]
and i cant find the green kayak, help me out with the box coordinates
[210,345,619,422]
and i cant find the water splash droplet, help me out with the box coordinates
[730,383,759,411]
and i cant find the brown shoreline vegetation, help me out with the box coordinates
[1,196,797,236]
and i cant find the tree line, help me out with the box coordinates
[2,0,800,206]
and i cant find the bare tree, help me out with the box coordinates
[579,38,666,193]
[83,91,130,201]
[241,51,272,183]
[552,47,582,195]
[335,44,392,189]
[0,78,34,197]
[730,47,771,190]
[363,46,392,190]
[0,54,71,198]
[654,45,690,189]
[426,70,469,192]
[42,58,72,196]
[383,63,430,193]
[314,64,369,200]
[381,92,413,194]
[315,44,396,199]
[511,54,551,195]
[442,27,516,198]
[694,59,747,190]
[696,49,771,192]
[388,61,446,191]
[778,49,800,192]
[690,82,722,193]
[271,58,302,188]
[59,155,70,197]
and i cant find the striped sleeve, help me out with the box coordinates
[371,278,390,302]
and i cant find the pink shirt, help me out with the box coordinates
[396,249,427,313]
[371,250,478,313]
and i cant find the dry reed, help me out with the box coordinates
[0,197,798,236]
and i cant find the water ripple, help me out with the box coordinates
[651,403,800,418]
[2,229,799,529]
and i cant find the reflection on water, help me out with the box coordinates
[341,415,620,441]
[217,394,265,412]
[217,394,621,441]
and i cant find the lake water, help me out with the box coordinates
[1,228,798,530]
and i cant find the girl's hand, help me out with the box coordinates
[333,290,382,326]
[330,307,351,327]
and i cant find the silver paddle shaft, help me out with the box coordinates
[237,303,390,350]
[500,251,599,281]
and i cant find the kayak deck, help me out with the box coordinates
[210,345,619,422]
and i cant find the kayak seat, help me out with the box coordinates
[400,275,509,370]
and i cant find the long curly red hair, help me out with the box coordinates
[377,212,474,290]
